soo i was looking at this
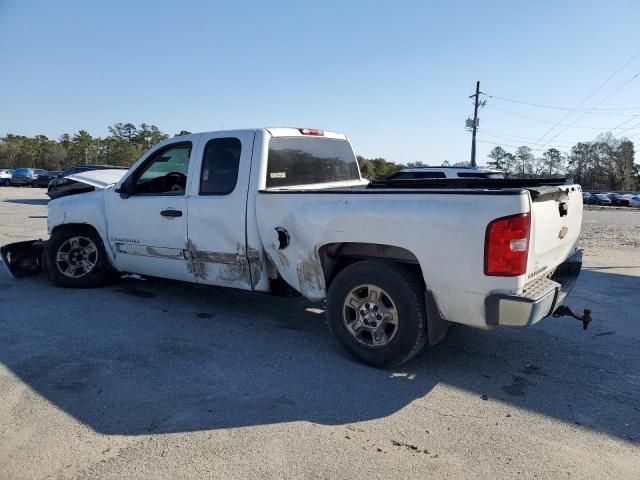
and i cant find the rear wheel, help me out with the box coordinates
[327,260,427,368]
[44,226,115,288]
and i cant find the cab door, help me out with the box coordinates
[104,138,198,282]
[186,130,256,289]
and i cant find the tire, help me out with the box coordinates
[1,179,9,187]
[327,260,428,368]
[44,226,115,288]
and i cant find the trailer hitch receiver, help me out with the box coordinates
[552,305,592,330]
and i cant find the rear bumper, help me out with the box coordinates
[485,250,583,327]
[11,178,33,185]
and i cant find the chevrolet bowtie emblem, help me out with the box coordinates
[559,226,568,239]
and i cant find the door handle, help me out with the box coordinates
[160,209,182,217]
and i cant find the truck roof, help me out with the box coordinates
[178,128,347,140]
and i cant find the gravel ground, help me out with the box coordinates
[1,187,639,480]
[581,206,640,249]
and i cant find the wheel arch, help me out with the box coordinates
[317,242,424,289]
[317,242,450,347]
[51,222,101,237]
[49,222,116,268]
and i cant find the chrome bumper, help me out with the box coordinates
[485,250,583,327]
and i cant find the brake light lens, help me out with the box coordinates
[298,128,324,136]
[484,213,531,276]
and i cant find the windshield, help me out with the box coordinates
[13,168,31,175]
[266,137,360,188]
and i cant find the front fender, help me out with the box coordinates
[47,190,114,264]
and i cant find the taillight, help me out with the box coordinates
[484,213,531,276]
[298,128,324,136]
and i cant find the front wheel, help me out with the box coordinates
[327,260,428,368]
[44,227,115,288]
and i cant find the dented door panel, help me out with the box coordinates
[186,130,257,289]
[102,136,201,283]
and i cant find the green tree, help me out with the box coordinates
[514,146,535,176]
[487,146,508,172]
[357,156,404,179]
[540,148,565,176]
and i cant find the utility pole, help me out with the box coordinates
[467,81,483,167]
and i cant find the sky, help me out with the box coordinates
[1,0,640,165]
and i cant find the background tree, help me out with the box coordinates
[514,146,535,176]
[357,156,405,179]
[1,125,638,190]
[540,148,565,176]
[487,146,507,172]
[406,161,427,168]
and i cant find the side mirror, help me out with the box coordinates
[116,179,132,199]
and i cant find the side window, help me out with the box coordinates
[134,143,191,195]
[199,137,241,195]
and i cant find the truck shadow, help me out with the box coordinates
[0,269,638,441]
[3,198,50,205]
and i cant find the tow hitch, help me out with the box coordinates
[552,305,592,330]
[0,240,47,278]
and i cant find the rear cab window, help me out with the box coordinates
[199,137,241,195]
[266,136,360,188]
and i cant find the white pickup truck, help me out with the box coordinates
[1,128,585,367]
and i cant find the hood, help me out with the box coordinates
[65,169,128,189]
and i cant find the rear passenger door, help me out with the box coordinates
[186,131,256,289]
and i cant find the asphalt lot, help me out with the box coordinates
[1,186,639,479]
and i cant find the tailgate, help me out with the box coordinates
[526,185,582,282]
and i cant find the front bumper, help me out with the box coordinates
[0,240,46,277]
[485,250,583,327]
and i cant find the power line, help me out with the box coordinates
[483,93,640,113]
[478,129,584,145]
[532,49,640,147]
[476,139,567,152]
[616,118,640,136]
[608,115,639,131]
[485,104,626,129]
[542,70,640,146]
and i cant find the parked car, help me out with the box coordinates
[385,166,503,180]
[629,195,640,208]
[34,170,62,188]
[10,168,47,186]
[0,169,13,186]
[592,193,613,206]
[582,192,593,203]
[47,165,128,198]
[606,193,631,207]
